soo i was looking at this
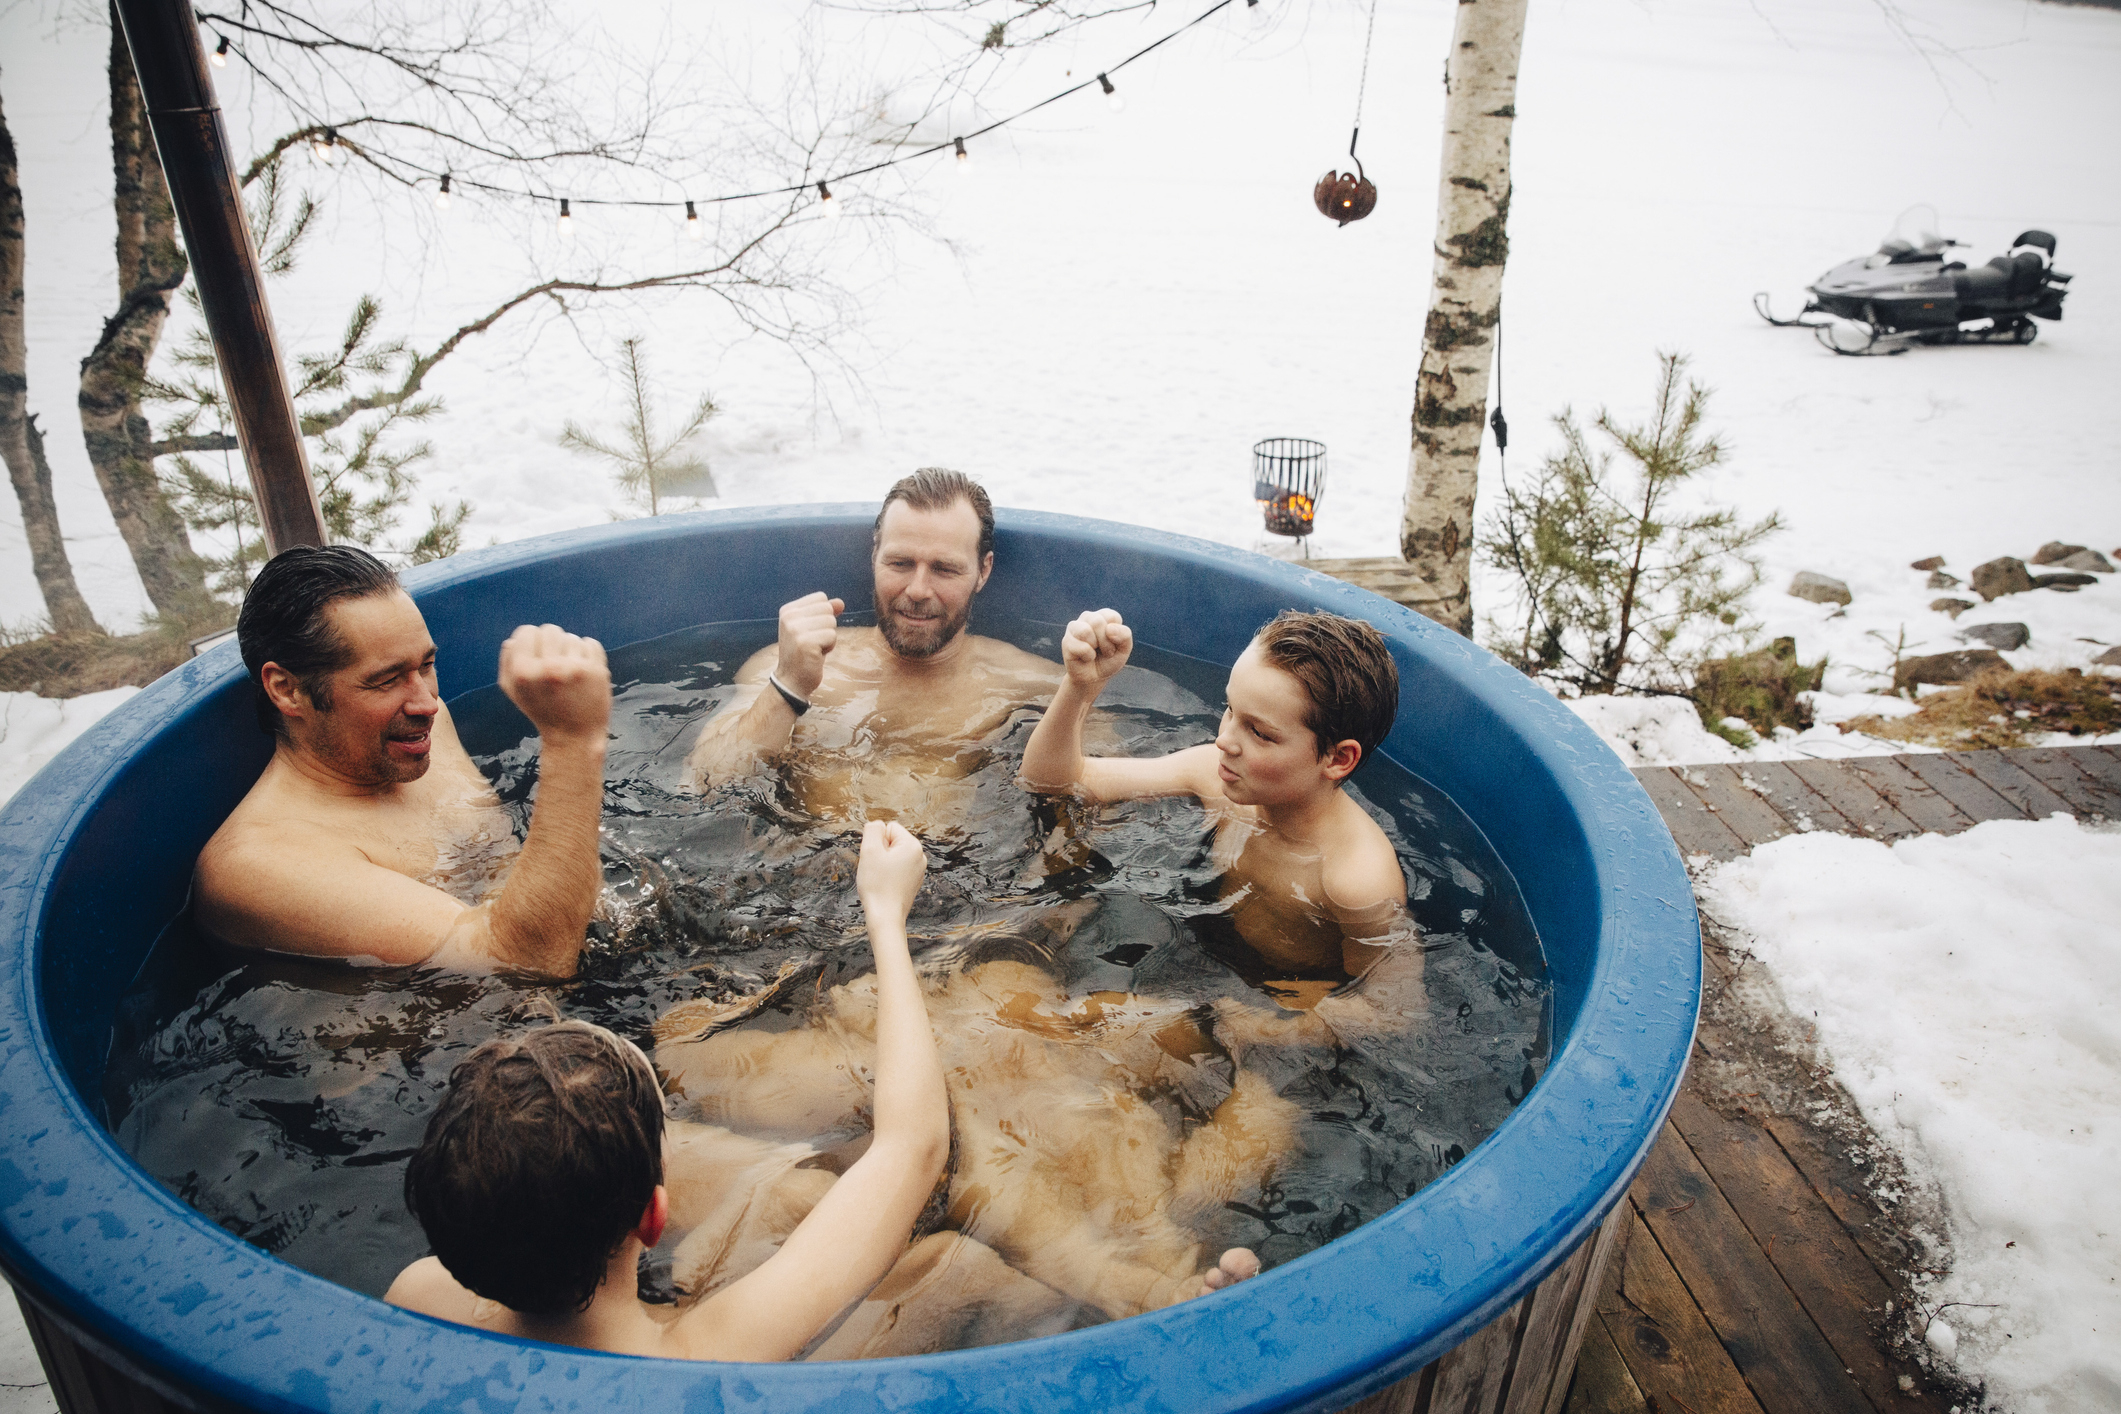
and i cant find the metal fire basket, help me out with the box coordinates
[1253,437,1327,539]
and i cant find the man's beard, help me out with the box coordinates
[313,714,433,786]
[875,588,973,659]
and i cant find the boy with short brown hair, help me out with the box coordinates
[385,820,950,1360]
[1021,608,1411,996]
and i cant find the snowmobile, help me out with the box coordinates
[1755,205,2071,355]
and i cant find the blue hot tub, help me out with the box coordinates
[0,506,1697,1413]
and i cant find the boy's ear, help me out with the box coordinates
[635,1186,669,1250]
[1321,739,1362,783]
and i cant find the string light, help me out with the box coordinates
[1247,0,1270,27]
[265,0,1243,222]
[680,199,700,238]
[210,35,230,68]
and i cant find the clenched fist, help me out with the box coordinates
[856,819,928,919]
[775,592,844,701]
[1060,609,1133,690]
[499,623,611,745]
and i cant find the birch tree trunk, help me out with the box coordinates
[1399,0,1529,636]
[1,85,102,634]
[78,16,208,622]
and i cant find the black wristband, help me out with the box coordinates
[767,674,811,717]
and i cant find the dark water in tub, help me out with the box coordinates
[105,616,1547,1341]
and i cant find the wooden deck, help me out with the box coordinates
[1562,743,2121,1414]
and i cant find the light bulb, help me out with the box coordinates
[312,128,338,164]
[954,137,971,176]
[434,173,452,211]
[817,181,841,220]
[1246,0,1269,27]
[211,35,229,68]
[557,197,574,240]
[684,199,703,240]
[1098,73,1123,112]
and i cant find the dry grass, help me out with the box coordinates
[1846,667,2121,749]
[0,625,206,698]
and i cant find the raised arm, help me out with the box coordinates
[1020,609,1223,804]
[685,593,842,789]
[675,820,950,1362]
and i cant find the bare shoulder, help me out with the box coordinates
[384,1256,475,1319]
[1321,797,1406,911]
[973,634,1062,684]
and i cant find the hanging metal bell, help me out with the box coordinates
[1313,169,1377,226]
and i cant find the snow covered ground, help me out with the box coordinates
[1701,815,2121,1414]
[0,687,137,808]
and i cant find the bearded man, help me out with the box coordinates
[684,469,1058,829]
[195,546,611,976]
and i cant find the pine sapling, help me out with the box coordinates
[559,337,718,516]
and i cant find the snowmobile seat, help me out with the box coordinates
[2007,250,2047,298]
[1955,262,2010,302]
[2010,230,2057,258]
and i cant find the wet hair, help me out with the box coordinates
[873,468,995,563]
[403,1021,666,1318]
[237,545,401,736]
[1253,610,1400,762]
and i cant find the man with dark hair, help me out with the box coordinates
[1022,607,1411,991]
[684,469,1057,824]
[194,545,612,976]
[387,821,958,1360]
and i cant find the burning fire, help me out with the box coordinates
[1259,491,1316,533]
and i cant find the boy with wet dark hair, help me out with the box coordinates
[1021,608,1410,992]
[387,820,951,1359]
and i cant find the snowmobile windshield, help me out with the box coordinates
[1878,204,1949,260]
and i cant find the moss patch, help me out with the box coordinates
[1844,668,2121,750]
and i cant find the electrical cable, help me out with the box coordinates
[210,0,1246,215]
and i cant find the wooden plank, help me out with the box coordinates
[1893,753,2032,826]
[1730,761,1860,836]
[1672,765,1794,852]
[2008,746,2121,817]
[1560,1316,1649,1414]
[1839,755,1969,835]
[1782,759,1924,841]
[1950,749,2078,820]
[1430,1297,1526,1414]
[1597,1207,1765,1414]
[1541,1209,1631,1414]
[1630,1123,1873,1414]
[1759,1115,1929,1296]
[1633,767,1748,860]
[1667,1094,1955,1414]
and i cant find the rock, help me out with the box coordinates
[1926,569,1961,589]
[2055,549,2115,573]
[2093,646,2121,668]
[1894,648,2006,692]
[2031,541,2088,565]
[1958,622,2029,651]
[1909,555,1945,572]
[2032,572,2097,591]
[1787,570,1852,606]
[1929,597,1975,619]
[1970,556,2033,601]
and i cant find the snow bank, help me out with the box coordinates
[1700,818,2121,1414]
[0,688,138,808]
[1562,692,1920,769]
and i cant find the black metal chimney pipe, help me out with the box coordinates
[110,0,325,553]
